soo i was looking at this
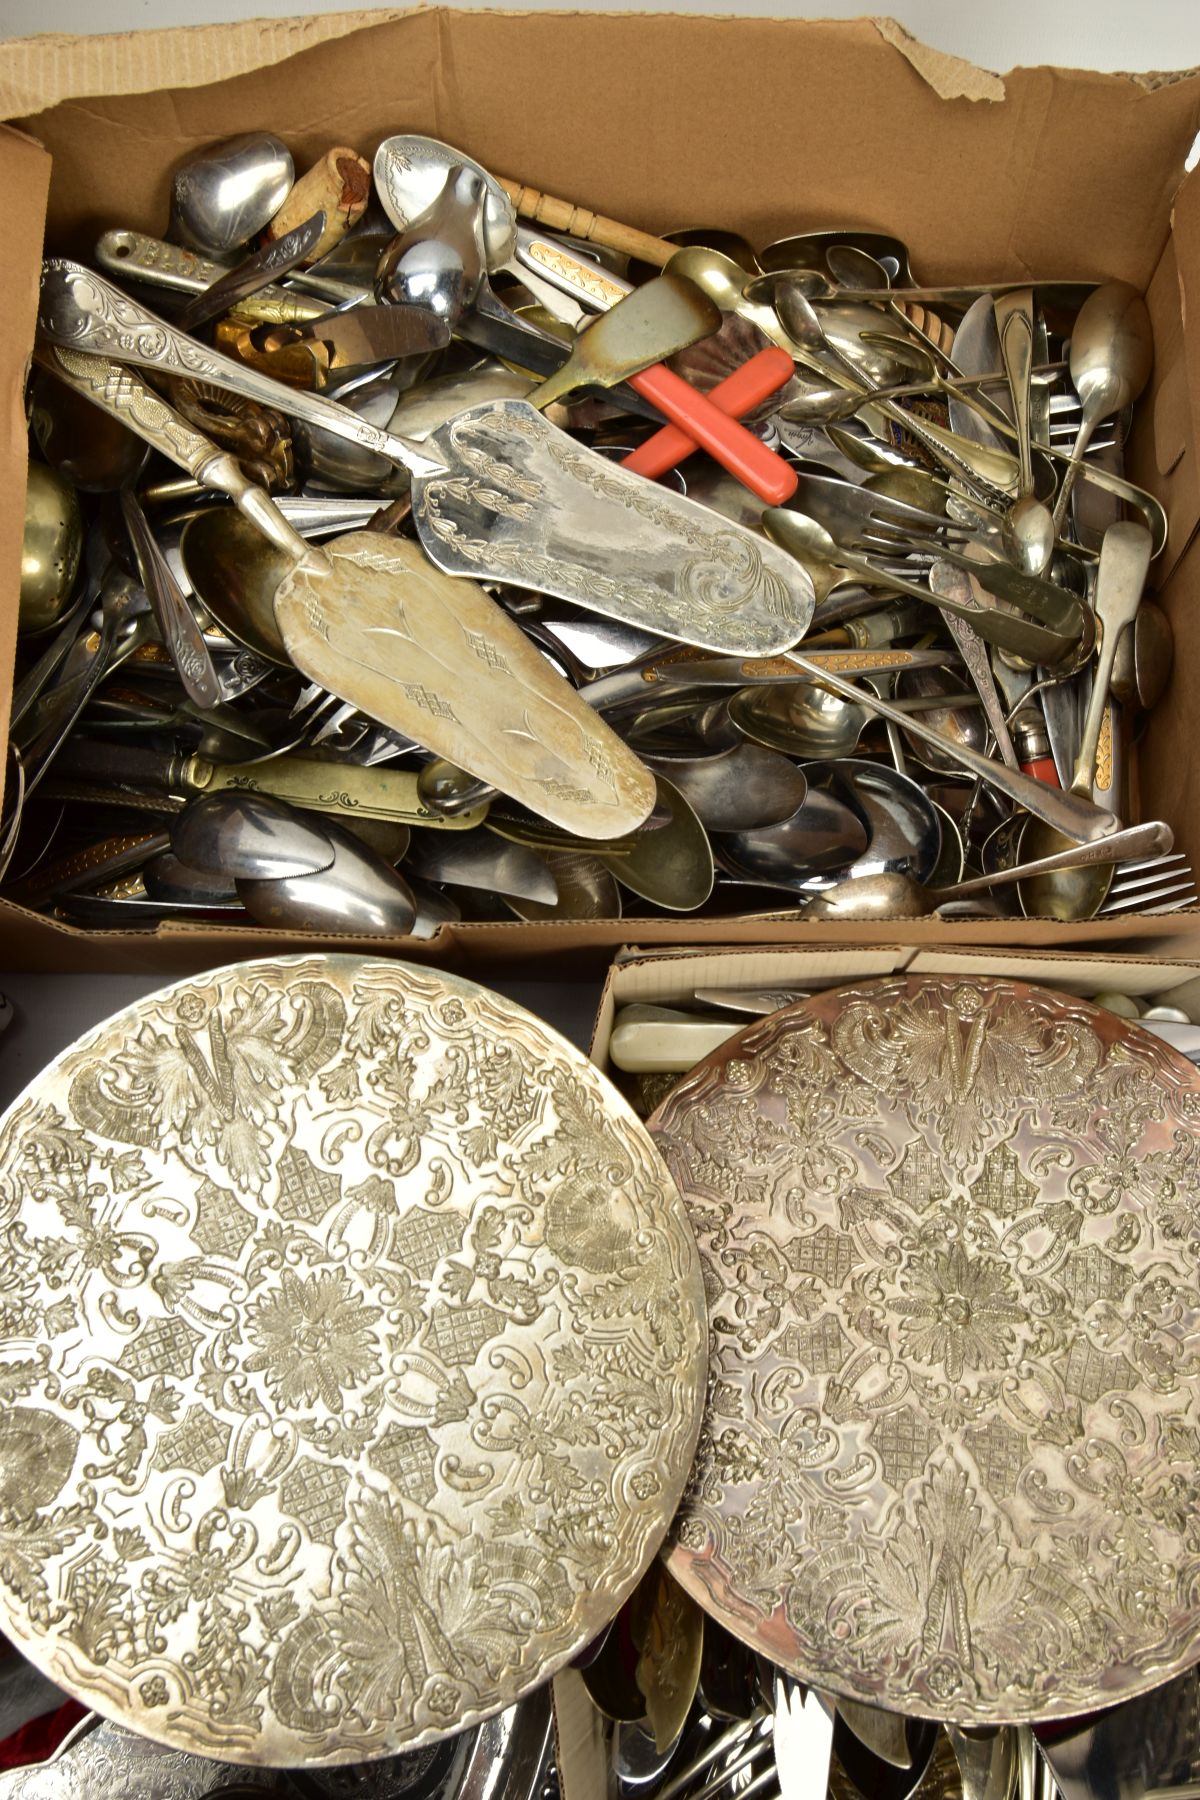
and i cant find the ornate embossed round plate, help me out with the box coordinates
[0,956,706,1766]
[647,975,1200,1725]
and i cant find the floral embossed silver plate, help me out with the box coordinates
[0,956,706,1766]
[647,976,1200,1724]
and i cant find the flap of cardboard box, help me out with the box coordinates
[4,14,1200,969]
[589,943,1200,1067]
[7,12,1200,284]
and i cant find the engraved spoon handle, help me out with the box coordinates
[119,486,223,710]
[34,343,315,570]
[995,287,1037,494]
[38,258,447,480]
[1071,521,1151,796]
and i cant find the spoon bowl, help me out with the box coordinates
[715,784,868,890]
[179,506,292,663]
[665,244,800,356]
[1015,817,1113,920]
[594,777,714,912]
[170,132,293,255]
[641,741,808,831]
[729,679,882,760]
[19,462,83,636]
[893,664,986,775]
[1111,598,1173,709]
[237,819,419,935]
[1005,492,1057,575]
[30,365,149,493]
[810,758,943,885]
[506,850,622,921]
[758,229,914,285]
[171,791,336,882]
[375,163,489,327]
[1053,281,1154,533]
[373,132,517,268]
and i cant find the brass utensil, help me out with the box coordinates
[94,227,327,324]
[272,529,656,839]
[49,739,492,828]
[529,274,719,410]
[631,1564,704,1753]
[178,207,327,331]
[18,461,82,636]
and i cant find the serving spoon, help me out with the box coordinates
[1051,280,1153,535]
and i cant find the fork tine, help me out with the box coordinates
[289,679,326,718]
[1101,882,1198,915]
[679,1736,773,1800]
[1119,892,1200,915]
[1115,852,1187,874]
[309,701,359,746]
[1108,853,1194,889]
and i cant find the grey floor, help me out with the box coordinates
[0,972,597,1114]
[1,0,1195,1097]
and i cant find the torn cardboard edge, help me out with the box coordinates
[0,8,414,120]
[5,6,1199,124]
[870,18,1004,103]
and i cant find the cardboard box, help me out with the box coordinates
[3,11,1200,977]
[587,944,1200,1081]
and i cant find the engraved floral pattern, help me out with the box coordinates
[894,1245,1027,1382]
[244,1269,383,1413]
[0,956,705,1766]
[650,976,1200,1725]
[414,400,813,656]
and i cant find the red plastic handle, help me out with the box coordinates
[1020,755,1061,786]
[622,346,795,479]
[624,359,798,505]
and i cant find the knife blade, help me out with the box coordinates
[289,300,452,367]
[49,740,491,828]
[949,294,1009,451]
[837,1700,912,1771]
[179,209,328,331]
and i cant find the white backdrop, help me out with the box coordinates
[0,0,1198,75]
